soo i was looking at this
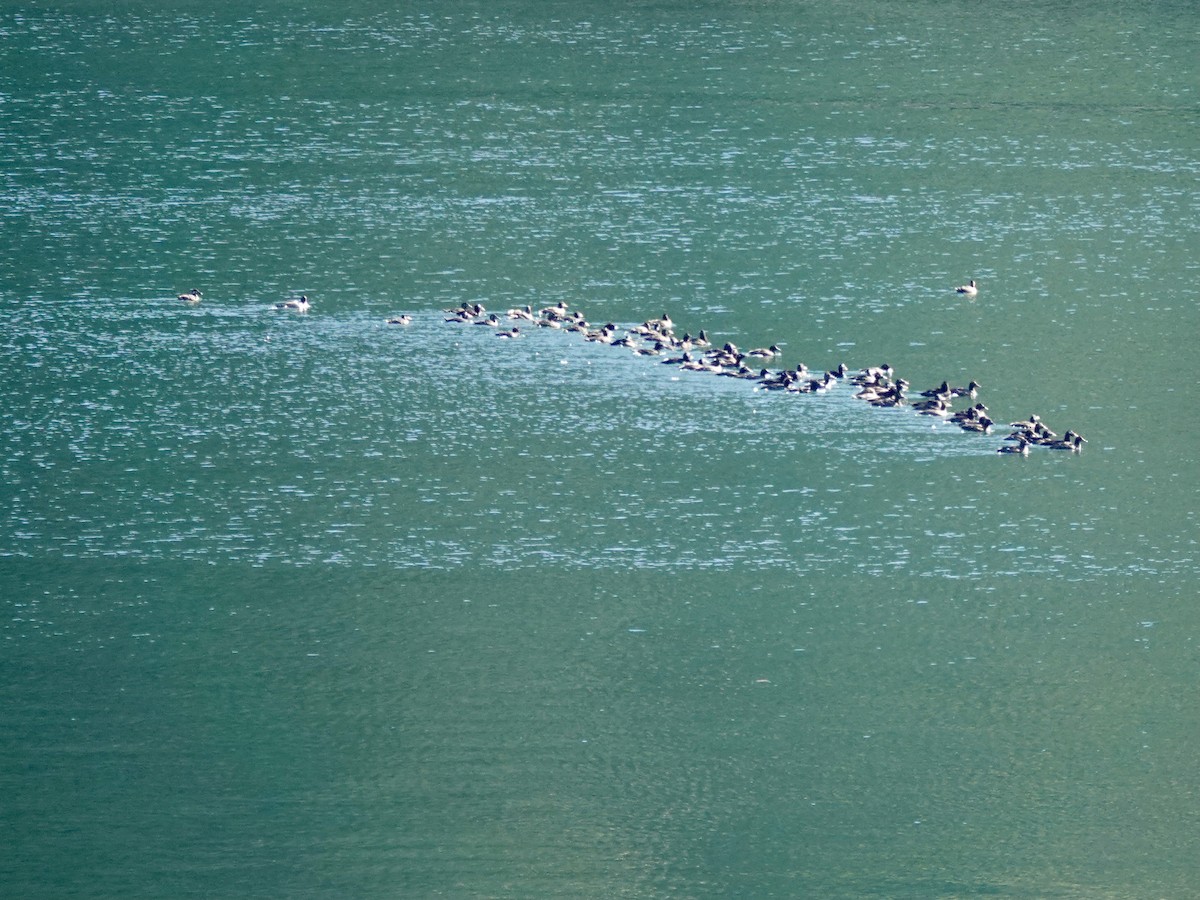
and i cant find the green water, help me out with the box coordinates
[2,2,1197,897]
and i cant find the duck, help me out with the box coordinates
[661,351,693,366]
[495,326,522,339]
[950,380,981,398]
[178,289,202,303]
[950,403,989,424]
[539,301,570,319]
[507,304,536,321]
[1007,415,1050,440]
[854,381,894,402]
[563,316,590,333]
[998,439,1030,455]
[680,357,724,374]
[585,323,618,343]
[956,279,979,296]
[785,370,835,394]
[757,371,794,391]
[869,379,909,407]
[914,397,951,416]
[644,312,673,332]
[746,344,782,359]
[853,364,892,384]
[705,343,743,368]
[387,314,413,325]
[919,380,952,399]
[275,295,310,312]
[719,364,760,379]
[1046,431,1085,451]
[444,303,484,322]
[959,416,994,434]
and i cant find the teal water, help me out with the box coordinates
[2,2,1198,897]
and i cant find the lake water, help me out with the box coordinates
[2,1,1198,897]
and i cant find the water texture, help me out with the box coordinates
[1,2,1197,897]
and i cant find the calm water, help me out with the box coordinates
[2,1,1198,897]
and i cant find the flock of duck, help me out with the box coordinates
[436,294,1087,456]
[178,289,312,312]
[176,284,1086,455]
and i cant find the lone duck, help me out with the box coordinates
[387,314,413,325]
[178,289,202,303]
[956,279,979,296]
[275,295,310,312]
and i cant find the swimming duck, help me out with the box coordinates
[718,364,760,379]
[507,304,536,321]
[705,343,743,368]
[854,364,892,384]
[998,439,1029,455]
[959,416,994,434]
[869,379,909,407]
[645,312,673,332]
[950,380,981,398]
[746,344,782,359]
[178,289,202,303]
[919,380,952,399]
[854,381,895,402]
[757,370,794,391]
[956,279,979,296]
[914,397,951,416]
[496,326,521,339]
[1007,415,1051,440]
[950,403,989,424]
[786,371,837,394]
[585,323,618,343]
[564,316,590,333]
[444,303,484,322]
[387,314,413,325]
[1046,431,1085,451]
[275,295,310,312]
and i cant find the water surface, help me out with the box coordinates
[2,2,1198,897]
